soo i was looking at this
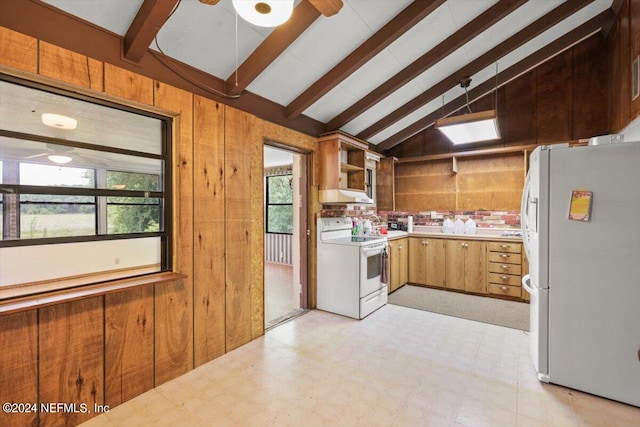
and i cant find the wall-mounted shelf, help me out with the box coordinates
[340,162,364,173]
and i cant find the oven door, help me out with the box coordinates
[359,244,386,297]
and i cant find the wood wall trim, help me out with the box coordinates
[0,64,177,117]
[0,272,185,315]
[395,143,540,163]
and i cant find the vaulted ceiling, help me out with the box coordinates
[1,0,621,152]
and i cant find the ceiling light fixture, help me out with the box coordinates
[435,77,500,145]
[47,154,73,164]
[41,113,77,130]
[232,0,294,27]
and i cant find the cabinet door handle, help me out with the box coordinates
[501,275,509,280]
[398,245,403,250]
[500,265,509,270]
[425,241,429,245]
[500,244,510,249]
[500,254,510,258]
[500,286,508,291]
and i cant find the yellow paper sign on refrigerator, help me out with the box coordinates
[568,190,592,221]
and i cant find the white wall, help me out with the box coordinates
[0,237,161,286]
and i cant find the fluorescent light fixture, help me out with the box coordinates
[48,154,73,164]
[435,110,500,145]
[232,0,294,27]
[41,113,77,130]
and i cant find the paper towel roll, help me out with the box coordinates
[407,216,413,233]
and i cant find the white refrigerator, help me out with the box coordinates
[521,141,640,407]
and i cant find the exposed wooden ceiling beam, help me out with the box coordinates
[325,0,526,132]
[376,9,615,151]
[307,0,343,17]
[610,0,625,15]
[123,0,179,63]
[225,0,320,96]
[285,0,446,119]
[357,0,596,141]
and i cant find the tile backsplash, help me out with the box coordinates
[381,210,521,229]
[319,206,521,229]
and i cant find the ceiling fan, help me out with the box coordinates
[24,143,106,166]
[197,0,342,26]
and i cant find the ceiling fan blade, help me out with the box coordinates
[24,152,48,159]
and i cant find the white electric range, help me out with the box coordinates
[316,217,388,319]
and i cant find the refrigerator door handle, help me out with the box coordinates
[521,170,532,260]
[522,274,534,296]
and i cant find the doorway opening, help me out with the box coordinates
[264,145,308,329]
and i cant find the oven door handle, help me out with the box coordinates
[360,246,385,256]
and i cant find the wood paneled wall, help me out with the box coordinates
[609,0,640,132]
[0,25,318,427]
[394,152,525,212]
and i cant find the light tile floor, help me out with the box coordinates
[264,262,298,329]
[81,305,640,427]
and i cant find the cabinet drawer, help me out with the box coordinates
[488,262,522,275]
[488,252,521,264]
[488,242,521,253]
[488,273,521,287]
[488,283,522,298]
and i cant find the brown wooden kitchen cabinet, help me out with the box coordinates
[445,240,487,294]
[487,242,523,299]
[408,237,446,288]
[317,132,367,192]
[388,237,408,293]
[376,157,396,211]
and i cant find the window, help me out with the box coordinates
[265,175,293,234]
[0,76,171,288]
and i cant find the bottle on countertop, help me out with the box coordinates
[355,218,363,235]
[363,219,372,235]
[464,218,477,235]
[442,218,454,234]
[453,218,465,234]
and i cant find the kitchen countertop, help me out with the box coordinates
[385,230,409,240]
[384,227,523,243]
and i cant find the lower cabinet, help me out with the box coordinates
[408,237,445,288]
[487,242,524,299]
[388,237,408,293]
[444,240,487,294]
[406,236,525,300]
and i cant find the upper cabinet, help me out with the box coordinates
[318,132,378,204]
[376,157,396,211]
